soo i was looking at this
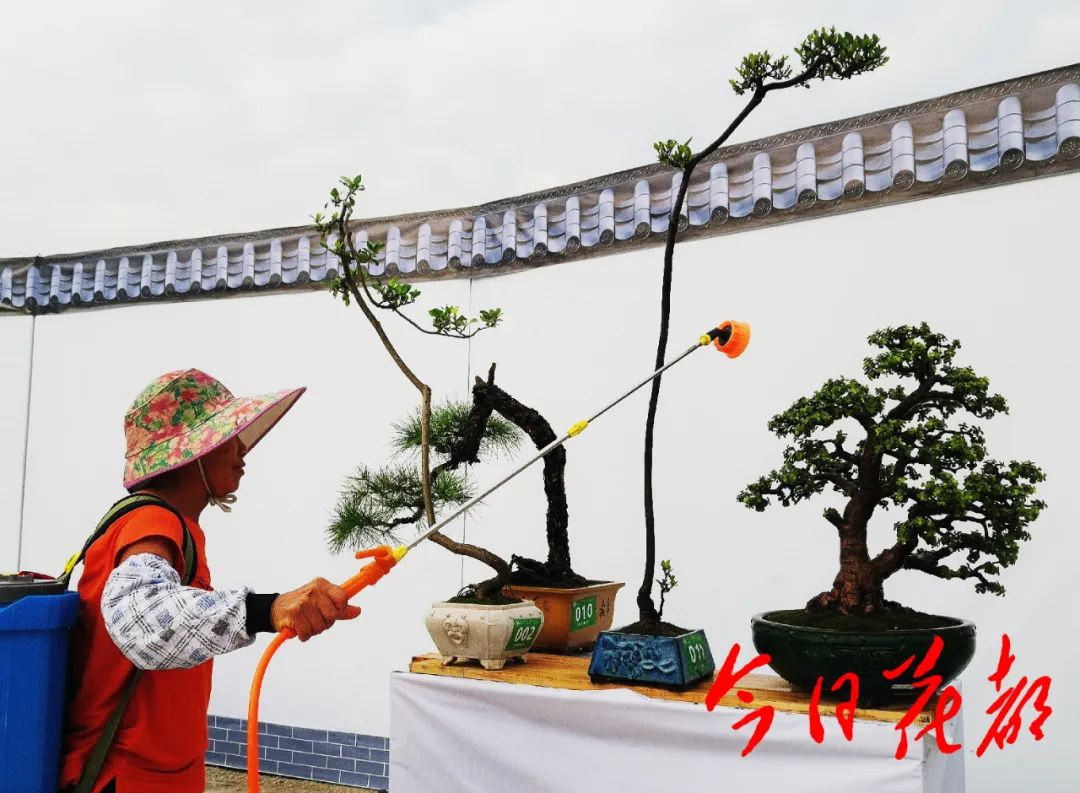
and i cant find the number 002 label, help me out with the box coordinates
[570,595,597,632]
[505,617,542,651]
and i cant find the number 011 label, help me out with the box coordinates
[505,617,542,651]
[681,633,712,679]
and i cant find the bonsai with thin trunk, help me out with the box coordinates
[634,28,888,632]
[314,176,507,582]
[738,324,1046,621]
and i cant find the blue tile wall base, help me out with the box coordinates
[588,628,716,690]
[205,715,389,790]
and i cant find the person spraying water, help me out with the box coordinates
[58,369,358,793]
[244,319,750,792]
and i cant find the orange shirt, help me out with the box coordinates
[60,505,213,793]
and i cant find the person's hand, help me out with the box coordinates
[270,578,361,641]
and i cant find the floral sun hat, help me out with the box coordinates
[123,368,305,490]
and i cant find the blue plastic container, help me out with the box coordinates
[0,575,80,793]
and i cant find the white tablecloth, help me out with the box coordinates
[390,671,964,793]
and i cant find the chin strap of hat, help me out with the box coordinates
[197,459,237,513]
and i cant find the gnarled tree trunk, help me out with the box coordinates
[472,365,584,585]
[427,530,511,600]
[806,523,885,614]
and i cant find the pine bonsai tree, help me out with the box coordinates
[739,323,1046,619]
[329,397,522,599]
[637,28,889,630]
[328,364,590,598]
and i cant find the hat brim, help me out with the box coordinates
[124,386,306,490]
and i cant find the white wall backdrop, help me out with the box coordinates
[3,174,1077,791]
[466,176,1079,793]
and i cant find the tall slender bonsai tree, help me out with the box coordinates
[636,29,888,630]
[738,324,1046,617]
[314,177,506,573]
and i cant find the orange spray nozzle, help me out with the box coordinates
[710,320,751,358]
[341,545,408,598]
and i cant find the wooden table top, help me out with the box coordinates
[407,653,933,725]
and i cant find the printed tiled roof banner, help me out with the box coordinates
[2,65,1078,314]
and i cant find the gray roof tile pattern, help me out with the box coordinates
[3,65,1079,315]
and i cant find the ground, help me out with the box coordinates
[204,766,377,793]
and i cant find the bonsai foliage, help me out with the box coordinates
[329,399,523,595]
[739,324,1046,615]
[315,175,507,575]
[329,464,474,552]
[655,560,678,622]
[639,28,888,626]
[317,176,502,341]
[392,399,521,459]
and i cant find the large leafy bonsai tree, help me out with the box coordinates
[634,28,888,632]
[738,324,1046,620]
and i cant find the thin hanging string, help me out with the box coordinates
[197,459,237,513]
[16,313,36,571]
[461,277,473,588]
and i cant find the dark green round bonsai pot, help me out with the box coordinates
[751,611,976,706]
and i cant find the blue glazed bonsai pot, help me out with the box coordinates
[588,628,715,690]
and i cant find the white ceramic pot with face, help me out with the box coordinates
[425,600,545,670]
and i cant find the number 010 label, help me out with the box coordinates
[505,617,542,651]
[570,595,597,632]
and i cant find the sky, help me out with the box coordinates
[1,0,1078,258]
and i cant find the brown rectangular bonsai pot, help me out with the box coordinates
[501,581,624,652]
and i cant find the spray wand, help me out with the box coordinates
[245,319,750,791]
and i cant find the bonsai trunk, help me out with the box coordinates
[807,523,886,615]
[428,530,511,601]
[472,366,585,586]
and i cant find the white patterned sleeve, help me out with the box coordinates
[102,552,256,670]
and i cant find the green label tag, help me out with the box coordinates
[681,633,711,679]
[505,617,542,651]
[570,595,597,632]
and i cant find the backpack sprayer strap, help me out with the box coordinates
[66,493,196,793]
[71,669,142,793]
[59,494,196,588]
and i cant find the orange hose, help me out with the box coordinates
[247,630,293,792]
[245,546,403,793]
